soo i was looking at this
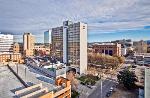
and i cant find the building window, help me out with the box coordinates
[109,50,113,56]
[102,49,104,53]
[105,50,108,54]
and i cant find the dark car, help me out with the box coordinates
[106,91,111,97]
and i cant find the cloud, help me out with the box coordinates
[0,0,150,42]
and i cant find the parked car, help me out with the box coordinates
[106,91,112,97]
[87,85,92,89]
[109,87,114,92]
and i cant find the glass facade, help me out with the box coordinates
[67,23,80,66]
[52,27,63,61]
[52,22,81,66]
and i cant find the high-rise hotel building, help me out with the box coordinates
[23,33,35,56]
[0,33,13,53]
[52,21,87,74]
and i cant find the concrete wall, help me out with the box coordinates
[145,68,150,98]
[80,22,87,74]
[63,25,68,63]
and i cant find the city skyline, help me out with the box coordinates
[0,0,150,42]
[0,1,150,98]
[1,29,150,43]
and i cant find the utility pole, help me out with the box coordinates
[143,55,144,66]
[101,72,103,98]
[25,67,26,81]
[17,63,18,74]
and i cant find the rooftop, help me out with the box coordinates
[0,65,23,98]
[93,43,118,46]
[134,53,150,57]
[0,52,21,55]
[0,63,62,98]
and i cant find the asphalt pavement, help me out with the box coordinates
[88,79,117,98]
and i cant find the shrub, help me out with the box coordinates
[71,90,80,98]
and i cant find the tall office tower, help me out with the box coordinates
[52,26,63,60]
[23,33,35,56]
[52,21,87,74]
[0,34,13,53]
[44,30,51,45]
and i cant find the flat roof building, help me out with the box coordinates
[0,63,71,98]
[0,33,13,53]
[26,57,66,79]
[92,43,121,56]
[34,44,51,55]
[52,21,87,74]
[0,52,22,63]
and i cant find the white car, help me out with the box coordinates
[109,87,114,92]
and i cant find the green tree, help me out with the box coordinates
[117,69,137,89]
[71,90,80,98]
[126,50,135,57]
[34,49,39,56]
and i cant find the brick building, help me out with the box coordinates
[92,43,121,56]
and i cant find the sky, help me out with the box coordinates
[0,0,150,43]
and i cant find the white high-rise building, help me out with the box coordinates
[0,34,13,53]
[52,21,87,74]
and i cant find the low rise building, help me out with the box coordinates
[133,40,147,53]
[0,53,22,63]
[134,53,150,66]
[121,47,127,56]
[92,43,121,56]
[34,44,50,55]
[111,39,134,56]
[0,63,71,98]
[13,42,23,54]
[26,57,66,79]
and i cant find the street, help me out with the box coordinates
[88,79,117,98]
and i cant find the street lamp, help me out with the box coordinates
[25,67,27,81]
[16,63,18,74]
[100,72,103,98]
[143,55,144,66]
